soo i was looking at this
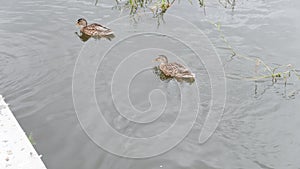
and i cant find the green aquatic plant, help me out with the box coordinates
[95,0,238,15]
[198,0,204,7]
[218,0,235,9]
[27,132,36,146]
[126,0,173,15]
[97,0,202,15]
[209,21,300,85]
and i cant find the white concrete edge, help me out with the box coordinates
[0,95,47,169]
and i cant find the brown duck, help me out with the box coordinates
[154,55,195,79]
[76,18,114,36]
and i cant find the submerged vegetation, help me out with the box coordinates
[96,0,236,15]
[209,21,300,85]
[95,0,300,91]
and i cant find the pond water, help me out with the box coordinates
[1,0,300,168]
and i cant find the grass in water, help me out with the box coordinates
[208,21,300,85]
[96,0,210,16]
[95,0,300,86]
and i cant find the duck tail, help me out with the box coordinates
[105,30,114,35]
[182,73,195,78]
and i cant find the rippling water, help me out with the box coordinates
[1,0,300,168]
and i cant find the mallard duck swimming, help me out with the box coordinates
[154,55,195,79]
[76,18,114,36]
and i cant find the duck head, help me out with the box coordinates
[154,55,168,64]
[76,18,87,28]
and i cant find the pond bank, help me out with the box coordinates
[0,95,47,169]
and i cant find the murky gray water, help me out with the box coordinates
[1,0,300,168]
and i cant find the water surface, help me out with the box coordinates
[1,0,300,168]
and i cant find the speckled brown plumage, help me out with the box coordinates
[154,55,195,79]
[76,18,114,36]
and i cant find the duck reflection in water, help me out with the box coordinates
[75,32,115,42]
[153,66,195,84]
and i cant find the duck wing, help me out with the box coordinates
[172,62,195,78]
[83,23,114,36]
[160,62,195,78]
[172,62,190,73]
[160,64,179,76]
[88,23,111,32]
